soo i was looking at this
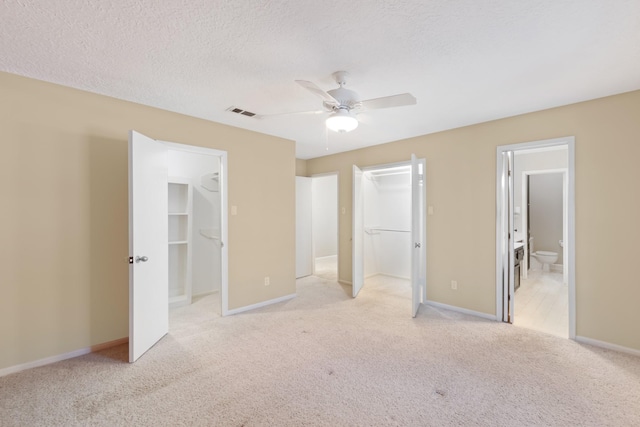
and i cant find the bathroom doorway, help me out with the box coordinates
[496,138,575,339]
[517,165,568,337]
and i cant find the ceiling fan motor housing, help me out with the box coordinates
[325,87,361,110]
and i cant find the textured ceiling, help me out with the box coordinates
[2,1,639,159]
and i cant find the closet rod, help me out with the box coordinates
[369,170,410,178]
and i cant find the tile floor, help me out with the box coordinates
[514,269,568,338]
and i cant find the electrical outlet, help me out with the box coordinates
[451,280,458,290]
[264,276,270,286]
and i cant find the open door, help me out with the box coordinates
[128,130,169,362]
[499,150,515,323]
[352,165,364,297]
[411,155,427,317]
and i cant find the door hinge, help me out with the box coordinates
[129,256,133,264]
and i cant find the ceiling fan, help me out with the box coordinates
[278,71,417,133]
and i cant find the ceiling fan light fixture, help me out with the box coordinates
[326,109,358,133]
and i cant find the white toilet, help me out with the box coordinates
[529,237,558,272]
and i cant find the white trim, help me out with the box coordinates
[425,301,496,321]
[0,337,128,378]
[496,136,576,339]
[575,336,640,357]
[366,272,411,281]
[361,159,412,172]
[191,289,219,298]
[225,293,296,316]
[310,171,340,178]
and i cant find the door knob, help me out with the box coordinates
[135,256,149,263]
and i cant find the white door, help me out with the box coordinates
[352,165,364,297]
[411,155,427,317]
[295,176,313,278]
[500,150,515,323]
[128,130,169,362]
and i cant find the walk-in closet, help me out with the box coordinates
[352,157,426,316]
[363,165,412,281]
[167,149,222,310]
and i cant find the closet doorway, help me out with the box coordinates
[167,148,225,313]
[128,131,228,362]
[352,155,426,317]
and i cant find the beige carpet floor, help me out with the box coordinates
[1,275,640,426]
[314,255,338,281]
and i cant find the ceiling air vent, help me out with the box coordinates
[226,106,257,117]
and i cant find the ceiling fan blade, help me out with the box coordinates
[360,93,417,110]
[295,80,339,106]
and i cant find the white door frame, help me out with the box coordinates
[352,165,364,297]
[162,141,230,316]
[496,136,575,338]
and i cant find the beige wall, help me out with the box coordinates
[295,158,308,176]
[306,90,640,351]
[0,72,296,371]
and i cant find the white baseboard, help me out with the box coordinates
[375,273,411,281]
[224,293,296,316]
[192,290,219,298]
[364,272,410,281]
[0,337,128,378]
[575,336,640,357]
[425,301,497,321]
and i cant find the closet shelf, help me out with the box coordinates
[365,227,411,235]
[201,172,219,192]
